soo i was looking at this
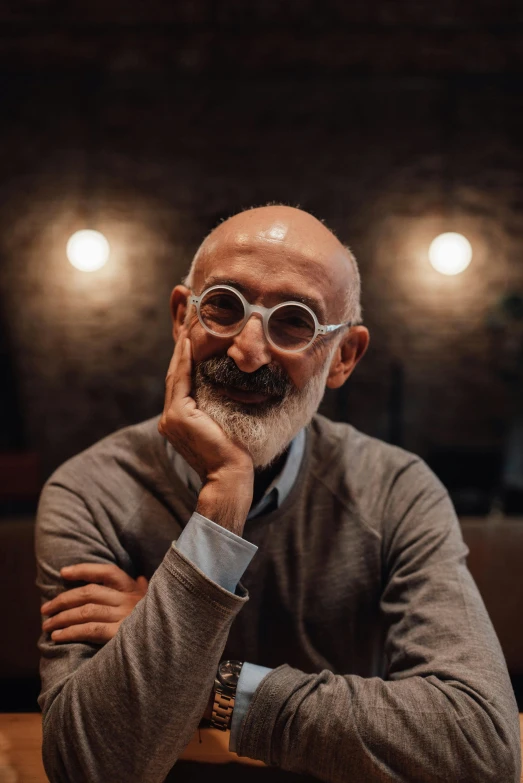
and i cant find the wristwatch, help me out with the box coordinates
[210,660,244,731]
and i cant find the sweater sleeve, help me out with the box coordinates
[35,479,248,783]
[234,459,521,783]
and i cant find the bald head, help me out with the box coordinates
[185,205,362,323]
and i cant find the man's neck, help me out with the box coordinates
[252,449,289,507]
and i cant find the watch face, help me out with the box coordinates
[219,660,243,688]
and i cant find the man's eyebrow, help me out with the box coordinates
[201,276,328,321]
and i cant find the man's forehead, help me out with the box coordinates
[194,232,349,287]
[198,234,330,273]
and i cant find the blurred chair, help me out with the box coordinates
[0,517,42,711]
[426,447,503,516]
[460,517,523,705]
[0,452,40,517]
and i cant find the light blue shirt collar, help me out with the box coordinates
[171,427,306,519]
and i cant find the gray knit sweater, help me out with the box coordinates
[35,414,521,783]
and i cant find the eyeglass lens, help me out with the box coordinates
[199,288,316,350]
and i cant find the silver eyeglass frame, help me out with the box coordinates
[189,284,353,354]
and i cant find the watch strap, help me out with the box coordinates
[210,689,236,731]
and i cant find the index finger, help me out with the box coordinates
[166,331,192,408]
[59,563,136,592]
[164,326,191,412]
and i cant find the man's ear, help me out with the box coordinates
[326,326,370,389]
[169,285,191,341]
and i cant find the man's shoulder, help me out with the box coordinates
[308,414,446,530]
[309,413,423,474]
[46,415,165,493]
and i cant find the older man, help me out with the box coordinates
[36,206,520,783]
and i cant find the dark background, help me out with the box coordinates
[1,0,523,715]
[1,2,523,518]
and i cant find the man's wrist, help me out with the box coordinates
[210,660,244,731]
[196,473,252,536]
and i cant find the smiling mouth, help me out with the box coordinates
[212,384,282,406]
[222,386,271,404]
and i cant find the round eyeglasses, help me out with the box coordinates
[189,285,353,353]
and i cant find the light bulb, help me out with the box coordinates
[428,232,472,276]
[67,230,110,272]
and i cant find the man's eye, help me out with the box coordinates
[200,294,244,326]
[211,296,239,311]
[271,308,315,335]
[282,316,310,330]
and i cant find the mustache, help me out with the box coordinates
[195,356,293,398]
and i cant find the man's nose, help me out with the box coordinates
[227,314,273,372]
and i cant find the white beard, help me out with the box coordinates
[194,357,333,468]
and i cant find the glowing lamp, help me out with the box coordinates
[428,232,472,276]
[67,230,110,272]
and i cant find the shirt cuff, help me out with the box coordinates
[173,512,257,594]
[230,662,272,753]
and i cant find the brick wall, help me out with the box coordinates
[1,3,522,476]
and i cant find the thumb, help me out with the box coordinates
[136,575,149,593]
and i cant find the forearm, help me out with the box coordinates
[233,534,521,783]
[235,665,520,783]
[41,545,247,783]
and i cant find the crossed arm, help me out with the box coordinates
[40,561,219,724]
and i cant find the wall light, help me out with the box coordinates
[66,230,110,272]
[428,232,472,276]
